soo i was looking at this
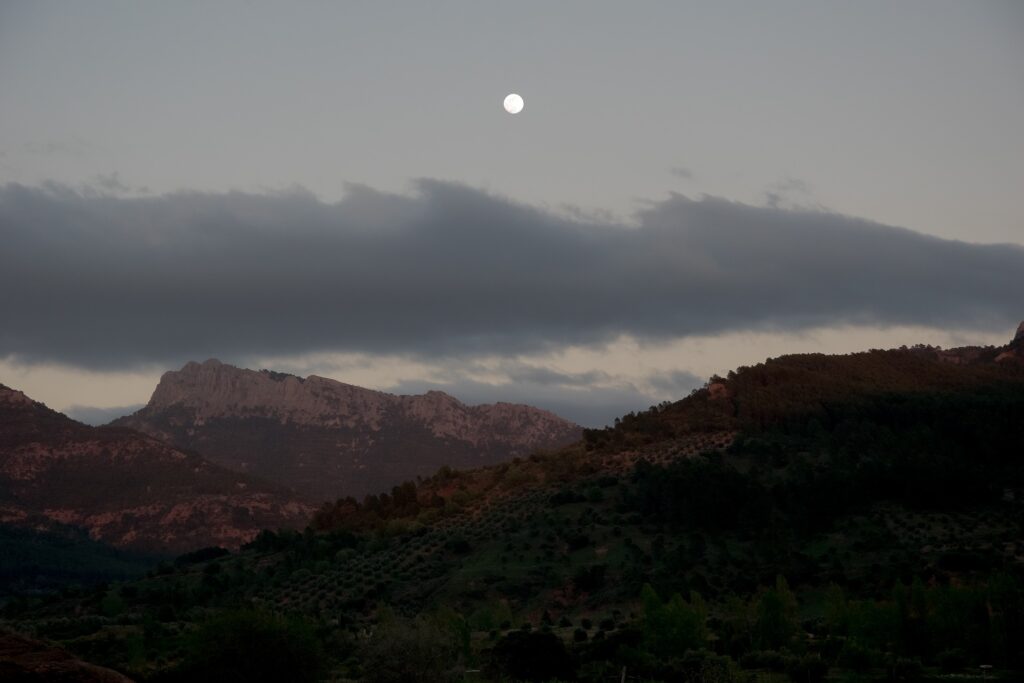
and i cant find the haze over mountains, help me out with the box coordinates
[112,359,582,501]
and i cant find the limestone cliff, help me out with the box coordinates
[114,361,582,501]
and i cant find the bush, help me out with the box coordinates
[890,658,924,682]
[937,648,967,672]
[173,609,324,683]
[739,650,786,672]
[359,616,462,683]
[175,546,230,566]
[674,650,744,683]
[785,654,827,683]
[836,640,875,673]
[487,631,575,682]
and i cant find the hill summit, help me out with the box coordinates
[0,384,311,553]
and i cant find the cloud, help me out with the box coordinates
[765,177,813,209]
[63,403,144,426]
[87,171,150,197]
[670,166,694,179]
[1,180,1021,371]
[19,139,91,158]
[385,376,664,429]
[647,369,703,395]
[497,363,613,388]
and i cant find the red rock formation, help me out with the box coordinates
[0,385,312,554]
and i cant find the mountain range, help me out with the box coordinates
[0,360,581,555]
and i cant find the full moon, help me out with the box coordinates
[503,93,524,114]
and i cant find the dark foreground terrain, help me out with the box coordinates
[2,329,1023,682]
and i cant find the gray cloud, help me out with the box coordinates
[87,172,150,198]
[1,180,1021,371]
[765,177,814,209]
[497,363,613,388]
[647,369,703,395]
[385,376,663,429]
[19,139,91,158]
[670,167,694,180]
[62,403,143,426]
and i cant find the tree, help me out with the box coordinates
[487,630,575,682]
[754,575,798,650]
[640,584,708,657]
[360,615,462,683]
[175,609,324,683]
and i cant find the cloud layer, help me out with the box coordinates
[63,403,144,426]
[2,180,1021,370]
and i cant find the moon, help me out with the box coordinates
[503,93,524,114]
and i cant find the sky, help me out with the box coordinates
[1,1,1022,427]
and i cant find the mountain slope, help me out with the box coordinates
[0,385,312,554]
[0,631,134,683]
[113,360,582,501]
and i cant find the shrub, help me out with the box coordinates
[739,650,786,671]
[173,609,324,683]
[487,631,575,682]
[359,616,463,683]
[836,640,875,672]
[785,654,828,683]
[937,648,967,672]
[890,658,924,682]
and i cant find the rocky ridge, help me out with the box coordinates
[114,360,582,502]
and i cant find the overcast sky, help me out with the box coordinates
[1,2,1022,426]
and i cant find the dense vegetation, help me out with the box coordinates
[0,524,156,596]
[2,347,1023,681]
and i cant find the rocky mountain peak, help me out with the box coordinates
[140,361,578,438]
[146,359,374,426]
[116,360,583,500]
[0,384,35,408]
[996,320,1024,363]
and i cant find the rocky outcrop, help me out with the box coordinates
[912,321,1024,366]
[993,320,1024,364]
[114,360,582,501]
[0,384,312,554]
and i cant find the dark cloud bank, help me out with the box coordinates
[1,180,1021,371]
